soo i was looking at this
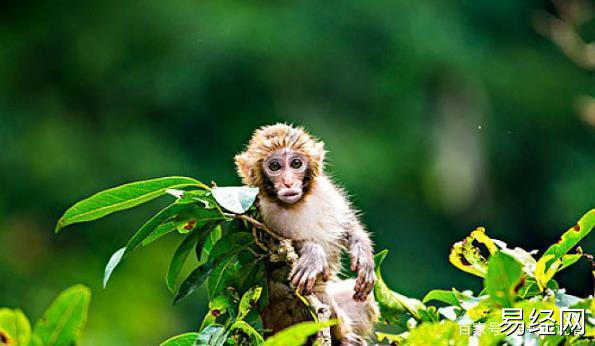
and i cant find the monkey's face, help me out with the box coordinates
[262,150,309,204]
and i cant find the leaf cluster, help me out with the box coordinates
[0,285,91,346]
[54,177,594,345]
[55,177,329,345]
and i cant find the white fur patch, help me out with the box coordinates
[259,175,349,256]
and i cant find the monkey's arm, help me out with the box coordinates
[289,242,330,295]
[345,220,375,301]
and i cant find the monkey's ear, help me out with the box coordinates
[315,141,326,164]
[314,141,326,169]
[234,152,252,181]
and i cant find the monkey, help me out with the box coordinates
[234,123,379,345]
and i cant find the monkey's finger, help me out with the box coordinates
[353,291,364,302]
[306,274,316,293]
[297,274,309,295]
[322,267,330,282]
[350,255,358,271]
[289,263,302,279]
[355,272,365,288]
[291,268,306,287]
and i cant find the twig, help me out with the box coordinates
[222,212,284,240]
[251,225,268,252]
[277,240,331,345]
[305,294,332,346]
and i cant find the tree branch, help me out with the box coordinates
[222,212,332,345]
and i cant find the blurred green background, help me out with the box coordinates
[1,0,594,344]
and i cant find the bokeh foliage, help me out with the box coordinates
[0,0,594,344]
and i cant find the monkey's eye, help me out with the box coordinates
[290,158,303,169]
[268,161,281,171]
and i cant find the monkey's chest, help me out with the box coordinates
[264,207,343,242]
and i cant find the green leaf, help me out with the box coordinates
[534,209,594,290]
[142,221,177,246]
[539,209,595,270]
[0,308,31,346]
[31,285,91,346]
[123,202,197,256]
[174,207,222,235]
[229,321,264,345]
[376,331,408,344]
[406,320,469,346]
[55,176,207,233]
[422,289,460,307]
[237,286,262,321]
[103,247,125,288]
[166,231,202,293]
[207,233,255,299]
[211,186,259,214]
[485,252,523,308]
[160,325,228,346]
[173,263,213,305]
[374,250,426,321]
[263,320,336,346]
[197,225,222,264]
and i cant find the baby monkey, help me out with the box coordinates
[235,124,378,345]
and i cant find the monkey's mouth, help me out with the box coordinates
[278,189,302,203]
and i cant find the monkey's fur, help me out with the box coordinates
[235,124,379,345]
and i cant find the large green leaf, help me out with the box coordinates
[207,232,256,299]
[263,320,336,346]
[0,308,31,346]
[485,252,523,308]
[142,221,177,246]
[422,289,460,307]
[374,250,426,322]
[166,223,221,293]
[55,176,207,232]
[211,186,259,214]
[160,325,228,346]
[197,225,222,264]
[31,285,91,346]
[124,202,199,256]
[166,231,202,293]
[173,263,214,305]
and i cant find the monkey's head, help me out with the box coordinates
[235,123,326,205]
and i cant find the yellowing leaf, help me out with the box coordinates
[263,320,336,346]
[449,227,496,277]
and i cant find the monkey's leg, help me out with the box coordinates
[325,279,379,345]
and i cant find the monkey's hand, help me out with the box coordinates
[350,243,375,301]
[289,242,330,295]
